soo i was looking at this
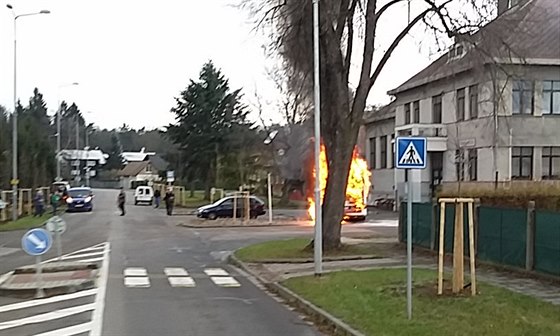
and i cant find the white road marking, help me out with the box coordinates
[204,268,229,276]
[124,277,150,288]
[0,303,95,331]
[42,242,108,264]
[59,251,105,260]
[168,277,196,287]
[124,267,147,277]
[0,271,13,286]
[210,276,241,287]
[0,288,97,313]
[76,257,105,263]
[33,321,92,336]
[90,242,110,336]
[164,267,188,276]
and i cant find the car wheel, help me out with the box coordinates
[207,212,217,220]
[134,200,138,205]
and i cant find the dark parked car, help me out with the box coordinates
[66,187,94,212]
[197,196,266,220]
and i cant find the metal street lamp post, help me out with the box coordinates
[6,4,50,222]
[312,0,323,275]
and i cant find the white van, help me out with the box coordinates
[134,186,154,205]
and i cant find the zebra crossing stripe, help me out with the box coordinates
[168,277,196,287]
[124,277,150,288]
[124,267,147,277]
[210,276,240,287]
[164,267,188,276]
[204,268,229,276]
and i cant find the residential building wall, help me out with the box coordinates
[366,64,560,203]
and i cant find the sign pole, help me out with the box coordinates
[396,136,426,321]
[267,173,273,225]
[406,169,413,320]
[36,255,45,298]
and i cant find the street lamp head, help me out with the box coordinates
[40,10,50,14]
[6,4,13,9]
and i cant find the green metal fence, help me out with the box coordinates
[401,202,559,277]
[534,210,560,276]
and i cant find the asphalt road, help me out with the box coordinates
[0,189,397,335]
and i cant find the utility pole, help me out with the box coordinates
[74,115,80,186]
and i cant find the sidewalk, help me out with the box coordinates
[237,244,560,306]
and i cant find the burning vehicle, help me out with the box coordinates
[308,144,371,222]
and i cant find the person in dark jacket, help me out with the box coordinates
[163,188,175,216]
[117,188,126,216]
[154,189,161,208]
[33,190,45,217]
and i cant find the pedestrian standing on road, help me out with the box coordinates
[33,190,45,217]
[163,187,175,216]
[117,188,126,216]
[154,189,161,208]
[50,192,60,215]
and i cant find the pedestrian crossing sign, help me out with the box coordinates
[396,137,427,169]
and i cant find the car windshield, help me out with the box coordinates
[68,189,91,198]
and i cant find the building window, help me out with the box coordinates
[543,80,560,115]
[380,136,387,168]
[369,137,376,169]
[404,103,411,124]
[413,101,420,123]
[455,149,465,181]
[512,80,533,115]
[468,149,478,181]
[542,146,560,179]
[432,94,442,123]
[512,147,533,179]
[456,88,465,121]
[469,85,478,119]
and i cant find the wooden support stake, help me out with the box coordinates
[468,202,477,296]
[452,202,464,293]
[437,202,446,295]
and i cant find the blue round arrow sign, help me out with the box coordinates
[21,228,52,256]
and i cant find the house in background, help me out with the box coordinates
[364,0,560,204]
[118,154,169,189]
[59,148,109,183]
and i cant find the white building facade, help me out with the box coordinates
[365,0,560,203]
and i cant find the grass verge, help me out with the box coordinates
[0,214,52,232]
[234,238,378,262]
[283,268,560,336]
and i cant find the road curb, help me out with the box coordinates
[178,223,303,229]
[250,255,380,264]
[229,254,366,336]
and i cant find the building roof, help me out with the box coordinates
[363,102,396,125]
[389,0,560,95]
[118,161,149,177]
[59,149,108,164]
[122,147,156,162]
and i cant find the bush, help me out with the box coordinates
[437,184,560,211]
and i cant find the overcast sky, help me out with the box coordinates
[0,0,443,130]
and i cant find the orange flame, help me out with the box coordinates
[307,144,371,221]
